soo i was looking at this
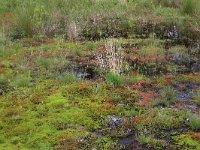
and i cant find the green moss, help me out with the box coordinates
[173,134,200,149]
[61,108,100,130]
[45,93,69,109]
[138,135,168,149]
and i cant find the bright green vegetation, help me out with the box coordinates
[1,39,199,149]
[173,133,200,149]
[0,0,200,150]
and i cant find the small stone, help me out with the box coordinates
[107,115,124,127]
[191,63,200,72]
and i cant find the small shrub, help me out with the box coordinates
[105,72,124,87]
[153,86,177,107]
[188,113,200,130]
[153,98,168,107]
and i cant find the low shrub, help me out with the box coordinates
[153,86,177,107]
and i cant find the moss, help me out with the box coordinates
[138,135,168,149]
[56,128,89,150]
[45,93,69,109]
[173,134,200,149]
[61,108,100,130]
[135,108,185,131]
[0,6,200,149]
[85,137,117,150]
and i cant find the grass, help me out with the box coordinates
[135,108,185,131]
[153,86,177,107]
[105,72,124,87]
[57,73,77,84]
[192,91,200,106]
[0,0,199,40]
[36,58,54,69]
[182,0,200,16]
[188,113,200,131]
[11,75,32,88]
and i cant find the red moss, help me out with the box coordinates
[135,91,158,107]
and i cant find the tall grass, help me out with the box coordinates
[182,0,200,16]
[0,0,200,40]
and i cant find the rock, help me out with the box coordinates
[191,62,200,72]
[168,26,179,40]
[107,115,124,127]
[173,52,181,65]
[178,94,190,101]
[117,103,125,107]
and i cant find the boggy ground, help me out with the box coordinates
[0,37,200,150]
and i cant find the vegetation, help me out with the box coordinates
[0,0,200,150]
